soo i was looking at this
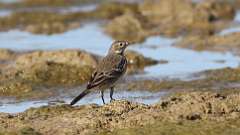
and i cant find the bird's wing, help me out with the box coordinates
[115,56,127,72]
[86,57,127,89]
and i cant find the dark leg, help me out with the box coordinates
[110,87,115,102]
[101,90,105,104]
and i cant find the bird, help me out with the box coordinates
[70,41,129,105]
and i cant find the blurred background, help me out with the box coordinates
[1,0,240,134]
[0,0,240,113]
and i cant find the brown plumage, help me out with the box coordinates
[70,41,129,105]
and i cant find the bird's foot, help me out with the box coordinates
[101,99,106,105]
[110,98,115,103]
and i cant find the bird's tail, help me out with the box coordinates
[70,89,90,105]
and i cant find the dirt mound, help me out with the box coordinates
[1,91,240,134]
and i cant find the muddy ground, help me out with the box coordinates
[0,91,240,135]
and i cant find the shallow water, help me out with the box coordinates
[0,9,11,17]
[0,90,166,113]
[219,27,240,35]
[219,10,240,35]
[15,4,97,14]
[0,0,19,3]
[0,4,97,18]
[130,37,240,78]
[0,24,112,55]
[235,10,240,23]
[59,4,97,14]
[0,100,48,113]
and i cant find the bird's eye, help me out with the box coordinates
[119,43,123,46]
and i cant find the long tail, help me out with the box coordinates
[70,89,90,105]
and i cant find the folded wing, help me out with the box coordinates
[86,57,127,89]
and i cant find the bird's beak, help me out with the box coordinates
[126,41,130,46]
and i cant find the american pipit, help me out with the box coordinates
[70,41,129,105]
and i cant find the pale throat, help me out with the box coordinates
[114,49,124,55]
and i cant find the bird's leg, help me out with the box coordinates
[100,90,105,104]
[110,87,115,102]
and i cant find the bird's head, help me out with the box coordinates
[109,41,129,55]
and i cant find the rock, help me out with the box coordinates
[0,2,139,34]
[19,127,41,135]
[125,50,159,74]
[139,0,195,26]
[106,0,236,41]
[186,113,201,120]
[176,32,240,54]
[0,80,33,96]
[14,50,98,86]
[196,0,235,21]
[160,92,240,120]
[126,80,166,91]
[204,67,240,82]
[25,22,74,35]
[105,13,147,43]
[15,50,98,68]
[15,61,94,86]
[22,0,81,7]
[0,49,15,61]
[125,50,158,67]
[139,0,207,36]
[94,2,139,19]
[1,11,77,34]
[0,50,98,97]
[138,0,235,37]
[236,0,240,9]
[0,61,94,97]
